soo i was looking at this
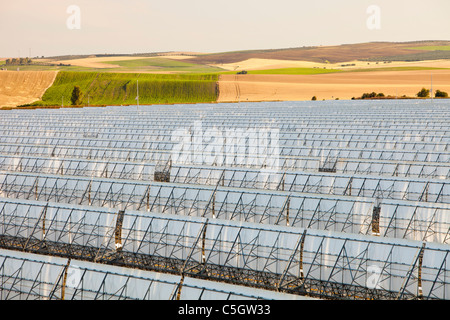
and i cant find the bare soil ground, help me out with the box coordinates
[218,69,450,102]
[0,71,57,108]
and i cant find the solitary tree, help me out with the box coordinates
[435,90,448,98]
[417,88,430,98]
[311,96,317,101]
[71,86,83,105]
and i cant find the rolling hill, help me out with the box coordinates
[181,40,450,65]
[2,40,450,108]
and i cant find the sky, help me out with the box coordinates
[1,0,450,57]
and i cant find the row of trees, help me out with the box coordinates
[311,89,449,101]
[357,89,448,99]
[417,88,448,98]
[5,58,32,65]
[360,92,385,99]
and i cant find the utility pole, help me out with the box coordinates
[431,74,433,100]
[136,80,139,107]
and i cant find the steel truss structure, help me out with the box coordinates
[0,202,448,300]
[0,249,306,300]
[0,100,449,300]
[0,130,448,157]
[0,173,449,243]
[0,103,449,179]
[1,145,447,179]
[0,155,448,203]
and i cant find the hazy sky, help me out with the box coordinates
[1,0,450,57]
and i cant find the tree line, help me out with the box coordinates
[5,58,32,65]
[356,88,448,99]
[311,88,448,101]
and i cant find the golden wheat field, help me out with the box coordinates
[0,71,57,108]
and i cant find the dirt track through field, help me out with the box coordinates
[218,70,450,102]
[0,71,57,108]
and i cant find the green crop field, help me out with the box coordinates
[343,66,448,73]
[408,46,450,51]
[221,66,446,76]
[220,68,342,75]
[366,50,450,62]
[247,68,342,75]
[219,65,449,77]
[29,71,219,107]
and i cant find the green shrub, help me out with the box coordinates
[361,92,377,99]
[417,88,430,98]
[435,90,448,98]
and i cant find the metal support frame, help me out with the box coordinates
[0,102,449,301]
[0,201,449,300]
[0,172,449,244]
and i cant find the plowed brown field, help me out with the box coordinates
[218,69,450,102]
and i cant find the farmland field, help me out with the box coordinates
[29,71,219,106]
[407,45,450,51]
[2,41,450,108]
[0,71,57,108]
[223,67,342,75]
[101,57,224,73]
